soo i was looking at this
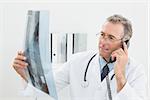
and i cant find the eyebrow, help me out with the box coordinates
[100,31,117,39]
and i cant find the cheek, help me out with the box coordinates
[111,44,122,52]
[98,39,102,48]
[98,38,106,47]
[98,38,101,44]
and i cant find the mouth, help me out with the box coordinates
[99,44,110,53]
[100,47,110,53]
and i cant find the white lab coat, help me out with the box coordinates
[23,51,147,100]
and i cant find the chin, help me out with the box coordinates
[99,50,110,59]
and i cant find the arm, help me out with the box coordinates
[12,51,70,96]
[114,64,147,100]
[111,43,147,100]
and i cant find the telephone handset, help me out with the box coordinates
[109,40,129,63]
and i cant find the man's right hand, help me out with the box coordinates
[12,51,28,81]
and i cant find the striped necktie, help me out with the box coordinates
[101,64,109,82]
[101,63,113,100]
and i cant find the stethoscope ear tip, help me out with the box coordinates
[81,81,89,88]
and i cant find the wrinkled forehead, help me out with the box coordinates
[101,22,124,39]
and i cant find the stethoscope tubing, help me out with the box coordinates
[84,54,97,82]
[82,53,115,100]
[83,53,115,83]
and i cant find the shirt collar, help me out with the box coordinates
[99,56,114,73]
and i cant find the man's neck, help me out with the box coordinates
[102,57,110,63]
[99,53,110,63]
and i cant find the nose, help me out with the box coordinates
[99,37,110,45]
[99,39,106,49]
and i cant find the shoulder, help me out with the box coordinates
[60,50,98,72]
[126,56,145,77]
[68,50,97,61]
[127,57,143,69]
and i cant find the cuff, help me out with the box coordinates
[20,83,36,97]
[114,82,142,100]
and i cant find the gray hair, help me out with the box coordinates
[106,14,132,41]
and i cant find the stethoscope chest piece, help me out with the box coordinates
[81,81,89,88]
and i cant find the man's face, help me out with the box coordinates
[98,22,124,59]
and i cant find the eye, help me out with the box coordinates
[108,35,115,40]
[100,33,104,37]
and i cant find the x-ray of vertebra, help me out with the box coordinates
[24,10,58,100]
[24,10,87,100]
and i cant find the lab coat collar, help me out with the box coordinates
[99,56,114,73]
[93,53,115,83]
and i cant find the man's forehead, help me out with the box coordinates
[101,22,124,38]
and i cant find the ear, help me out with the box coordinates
[125,40,130,48]
[121,40,129,50]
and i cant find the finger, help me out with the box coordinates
[13,63,27,79]
[13,60,28,68]
[111,49,124,60]
[117,48,125,55]
[13,63,26,70]
[17,51,25,56]
[18,51,22,55]
[115,50,122,56]
[111,53,118,61]
[15,55,26,61]
[112,49,123,56]
[111,50,119,58]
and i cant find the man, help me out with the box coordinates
[12,14,146,100]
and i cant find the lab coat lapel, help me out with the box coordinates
[92,55,117,99]
[92,53,101,86]
[91,54,107,100]
[86,53,117,99]
[91,53,112,88]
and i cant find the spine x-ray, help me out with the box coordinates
[24,10,58,100]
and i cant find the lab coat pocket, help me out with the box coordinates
[94,80,107,100]
[94,89,107,100]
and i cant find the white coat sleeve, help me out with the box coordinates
[20,80,55,99]
[20,61,70,96]
[53,61,71,92]
[20,80,36,97]
[114,64,147,100]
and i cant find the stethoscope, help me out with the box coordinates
[81,53,115,88]
[81,53,115,100]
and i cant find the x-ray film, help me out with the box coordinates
[24,10,58,100]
